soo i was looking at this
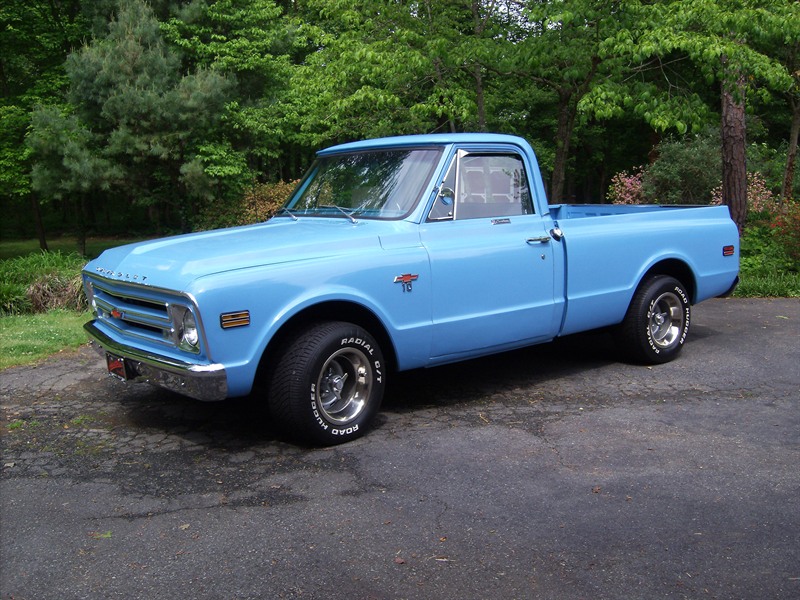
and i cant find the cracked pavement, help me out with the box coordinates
[1,298,799,599]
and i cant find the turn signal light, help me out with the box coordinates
[221,310,250,329]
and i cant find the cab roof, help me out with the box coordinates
[317,133,534,156]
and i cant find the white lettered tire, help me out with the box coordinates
[618,275,691,364]
[269,322,385,445]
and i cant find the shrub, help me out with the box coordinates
[192,180,298,230]
[0,251,87,315]
[640,132,722,204]
[710,172,781,224]
[241,181,299,224]
[734,199,800,297]
[607,168,645,205]
[772,201,800,266]
[739,223,793,275]
[26,274,86,313]
[608,130,722,205]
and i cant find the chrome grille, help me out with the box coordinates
[88,278,176,348]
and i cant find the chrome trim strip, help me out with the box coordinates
[97,317,173,348]
[85,321,228,401]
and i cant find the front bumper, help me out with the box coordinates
[85,321,228,401]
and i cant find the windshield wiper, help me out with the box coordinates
[320,204,357,224]
[277,207,299,221]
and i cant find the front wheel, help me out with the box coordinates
[617,275,691,364]
[268,322,385,445]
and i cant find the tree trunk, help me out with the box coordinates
[781,97,800,203]
[77,193,88,256]
[29,193,49,252]
[721,73,747,235]
[473,65,486,131]
[551,91,577,204]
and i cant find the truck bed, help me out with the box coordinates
[549,203,714,219]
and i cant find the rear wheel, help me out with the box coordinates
[268,321,385,445]
[618,275,691,364]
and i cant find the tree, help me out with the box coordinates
[748,4,800,203]
[277,0,527,148]
[587,0,793,232]
[29,0,235,235]
[161,0,300,179]
[0,0,91,247]
[28,106,121,254]
[497,0,648,203]
[6,0,798,239]
[721,54,748,232]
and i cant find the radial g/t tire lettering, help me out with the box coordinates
[268,321,385,445]
[617,275,691,364]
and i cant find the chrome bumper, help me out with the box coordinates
[84,321,228,401]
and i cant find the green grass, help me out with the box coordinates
[734,270,800,297]
[0,310,92,370]
[0,236,144,369]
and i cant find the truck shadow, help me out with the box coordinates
[383,329,619,412]
[117,328,620,447]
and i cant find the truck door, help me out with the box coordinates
[419,150,561,359]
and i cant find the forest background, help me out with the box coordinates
[1,0,799,367]
[1,0,798,252]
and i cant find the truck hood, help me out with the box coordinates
[85,218,390,291]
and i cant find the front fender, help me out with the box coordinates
[187,248,432,396]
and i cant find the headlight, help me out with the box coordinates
[169,304,201,353]
[181,310,200,349]
[85,280,97,314]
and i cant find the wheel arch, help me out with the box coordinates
[639,259,697,304]
[257,300,398,382]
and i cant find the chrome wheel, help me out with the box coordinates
[648,291,684,349]
[268,321,385,445]
[618,275,690,364]
[316,347,372,424]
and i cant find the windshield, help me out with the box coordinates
[283,148,443,220]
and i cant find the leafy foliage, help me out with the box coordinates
[192,180,298,230]
[771,202,800,266]
[736,219,800,298]
[642,133,723,205]
[0,0,797,242]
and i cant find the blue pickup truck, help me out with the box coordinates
[83,133,739,444]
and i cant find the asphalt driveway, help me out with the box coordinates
[1,298,798,599]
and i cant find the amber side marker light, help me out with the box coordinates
[221,310,251,329]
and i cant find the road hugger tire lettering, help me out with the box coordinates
[269,322,385,445]
[617,275,691,364]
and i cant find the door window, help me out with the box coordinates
[428,153,533,221]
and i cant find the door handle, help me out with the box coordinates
[526,236,551,244]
